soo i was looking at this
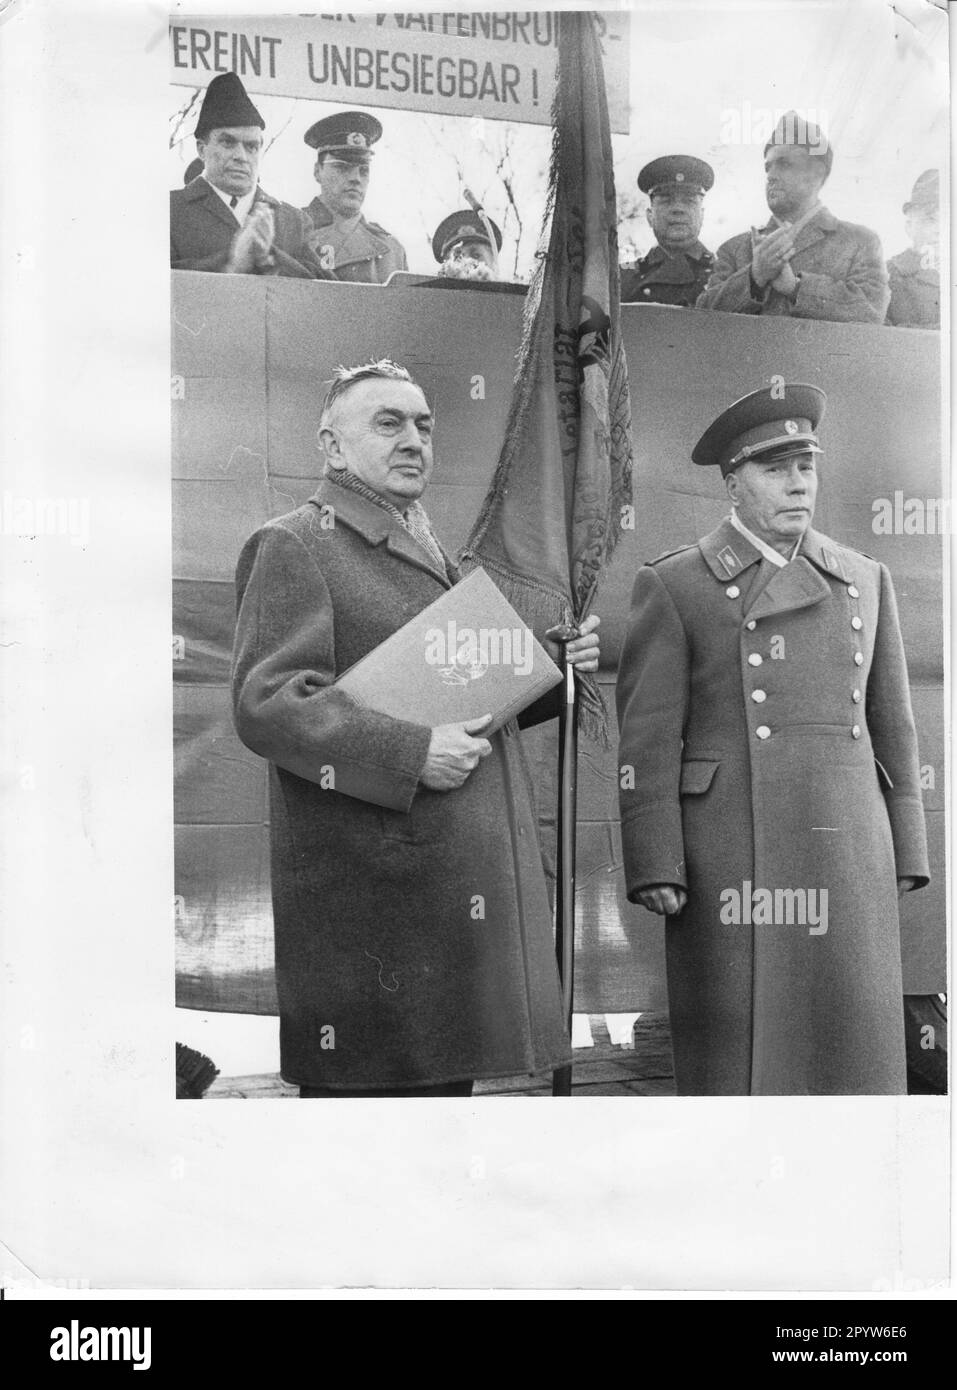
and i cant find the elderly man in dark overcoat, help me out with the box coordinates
[231,360,599,1096]
[697,112,889,323]
[616,384,929,1096]
[170,73,329,280]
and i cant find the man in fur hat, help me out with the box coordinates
[170,73,331,279]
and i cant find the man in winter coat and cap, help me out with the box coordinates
[697,112,889,323]
[301,111,408,283]
[170,73,331,279]
[620,155,715,307]
[886,169,940,329]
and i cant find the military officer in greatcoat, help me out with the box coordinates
[302,111,409,284]
[886,170,940,329]
[616,385,929,1096]
[620,155,715,307]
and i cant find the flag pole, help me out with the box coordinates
[548,625,580,1096]
[463,185,501,278]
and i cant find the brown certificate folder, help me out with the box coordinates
[335,566,563,733]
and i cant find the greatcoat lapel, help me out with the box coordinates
[744,556,831,620]
[187,177,241,232]
[310,481,452,589]
[697,516,835,618]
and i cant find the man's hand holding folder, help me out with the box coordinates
[421,713,494,791]
[418,612,599,792]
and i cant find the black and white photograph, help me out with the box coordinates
[1,0,951,1305]
[169,6,947,1105]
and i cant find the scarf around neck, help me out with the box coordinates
[327,468,448,575]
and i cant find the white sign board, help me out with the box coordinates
[169,12,630,133]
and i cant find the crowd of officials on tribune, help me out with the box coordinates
[171,73,940,329]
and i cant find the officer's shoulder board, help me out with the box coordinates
[841,543,880,566]
[364,217,398,241]
[825,535,880,567]
[646,542,695,566]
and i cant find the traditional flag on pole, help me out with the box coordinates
[461,10,633,742]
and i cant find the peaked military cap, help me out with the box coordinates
[195,72,265,141]
[692,384,827,477]
[304,110,382,160]
[432,209,503,263]
[638,155,714,196]
[903,169,938,213]
[763,110,833,177]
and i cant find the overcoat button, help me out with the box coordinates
[756,725,771,740]
[847,585,860,598]
[726,585,740,598]
[852,689,862,702]
[851,725,861,739]
[851,616,863,630]
[745,620,757,631]
[854,652,864,666]
[748,653,763,666]
[751,689,767,703]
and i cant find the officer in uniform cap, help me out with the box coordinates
[616,382,928,1096]
[691,382,825,474]
[886,169,940,329]
[620,155,715,307]
[302,110,408,284]
[170,72,330,279]
[698,111,888,322]
[432,209,503,276]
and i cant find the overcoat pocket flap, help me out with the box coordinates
[680,759,720,794]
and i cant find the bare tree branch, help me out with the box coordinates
[264,100,300,156]
[169,89,201,150]
[493,130,525,279]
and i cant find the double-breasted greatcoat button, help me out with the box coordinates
[748,653,763,666]
[847,585,860,598]
[726,585,740,598]
[852,689,862,702]
[854,652,864,666]
[751,689,767,703]
[755,725,771,740]
[745,620,757,631]
[851,616,863,630]
[851,725,861,739]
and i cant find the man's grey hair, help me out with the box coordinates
[319,359,418,433]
